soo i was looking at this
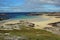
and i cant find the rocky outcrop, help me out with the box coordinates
[44,22,60,35]
[0,14,9,21]
[47,12,60,16]
[48,22,60,27]
[27,13,43,16]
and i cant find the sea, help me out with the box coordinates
[0,12,50,22]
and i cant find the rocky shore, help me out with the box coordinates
[44,21,60,35]
[0,14,9,21]
[26,13,43,16]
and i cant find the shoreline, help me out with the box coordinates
[33,18,60,29]
[1,15,60,29]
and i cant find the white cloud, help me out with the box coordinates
[0,0,60,12]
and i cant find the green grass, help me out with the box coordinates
[0,27,60,40]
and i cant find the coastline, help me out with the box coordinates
[33,18,60,29]
[2,15,60,29]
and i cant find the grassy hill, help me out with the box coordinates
[0,27,60,40]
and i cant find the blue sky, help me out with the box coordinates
[0,0,60,12]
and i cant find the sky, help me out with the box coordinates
[0,0,60,12]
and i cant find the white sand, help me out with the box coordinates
[3,15,60,29]
[32,16,60,29]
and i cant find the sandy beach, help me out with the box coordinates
[3,15,60,29]
[32,15,60,29]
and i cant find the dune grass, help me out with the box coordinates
[0,27,60,40]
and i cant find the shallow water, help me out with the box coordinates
[11,15,50,22]
[0,13,50,22]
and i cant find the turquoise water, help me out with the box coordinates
[0,13,50,21]
[11,15,40,20]
[10,15,50,22]
[15,15,39,19]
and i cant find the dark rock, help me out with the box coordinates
[27,13,43,16]
[47,12,60,16]
[0,14,9,21]
[28,23,35,27]
[48,22,60,27]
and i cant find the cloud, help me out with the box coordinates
[0,0,60,12]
